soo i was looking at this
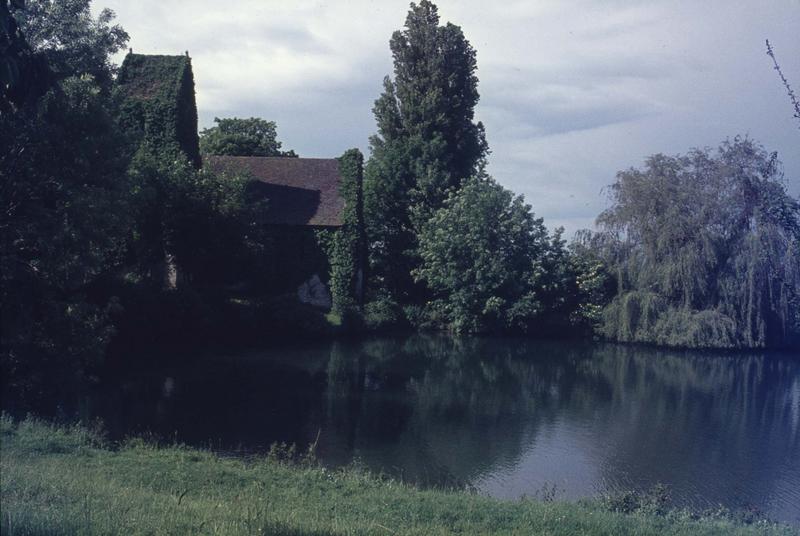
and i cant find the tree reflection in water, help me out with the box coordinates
[81,336,800,524]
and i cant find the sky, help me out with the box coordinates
[95,0,800,235]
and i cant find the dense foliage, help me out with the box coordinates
[592,138,800,348]
[414,176,549,332]
[1,0,131,404]
[1,0,50,108]
[322,149,367,315]
[365,0,487,304]
[116,52,201,167]
[14,0,128,91]
[126,148,267,292]
[0,2,279,407]
[3,0,796,413]
[199,117,297,158]
[363,1,582,334]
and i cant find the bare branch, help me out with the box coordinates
[766,39,800,129]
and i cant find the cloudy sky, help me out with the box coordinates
[96,0,800,234]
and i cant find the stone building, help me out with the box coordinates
[115,52,365,310]
[116,52,201,167]
[206,155,366,310]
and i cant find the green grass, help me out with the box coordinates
[1,415,796,536]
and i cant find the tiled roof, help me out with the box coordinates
[205,156,344,227]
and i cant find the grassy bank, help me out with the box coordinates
[1,417,796,536]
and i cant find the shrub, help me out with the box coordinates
[363,297,406,331]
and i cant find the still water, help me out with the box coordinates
[90,336,799,524]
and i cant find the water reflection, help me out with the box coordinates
[88,336,800,524]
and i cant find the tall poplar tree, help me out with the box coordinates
[365,0,487,303]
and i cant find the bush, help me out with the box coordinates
[602,484,671,516]
[2,414,105,455]
[363,297,406,331]
[402,304,436,330]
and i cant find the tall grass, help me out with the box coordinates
[1,415,796,536]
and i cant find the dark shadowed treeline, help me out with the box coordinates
[2,0,132,405]
[0,0,287,408]
[2,0,798,414]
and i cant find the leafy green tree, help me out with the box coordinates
[566,230,616,332]
[384,0,487,210]
[127,147,268,292]
[1,0,51,109]
[15,0,128,91]
[365,0,487,303]
[414,176,550,333]
[594,137,800,348]
[1,77,130,403]
[364,128,417,302]
[199,117,296,157]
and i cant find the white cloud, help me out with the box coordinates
[96,0,800,235]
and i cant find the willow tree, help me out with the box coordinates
[595,137,800,348]
[365,0,488,303]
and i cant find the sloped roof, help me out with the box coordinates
[205,156,344,227]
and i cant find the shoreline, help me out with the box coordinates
[2,416,796,536]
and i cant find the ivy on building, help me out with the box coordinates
[319,148,366,314]
[114,53,200,167]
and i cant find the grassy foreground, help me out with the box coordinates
[1,416,796,536]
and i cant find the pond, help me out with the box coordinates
[83,336,799,524]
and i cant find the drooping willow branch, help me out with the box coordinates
[766,39,800,129]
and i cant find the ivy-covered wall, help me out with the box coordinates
[115,53,200,167]
[322,149,366,313]
[257,149,365,313]
[114,55,365,311]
